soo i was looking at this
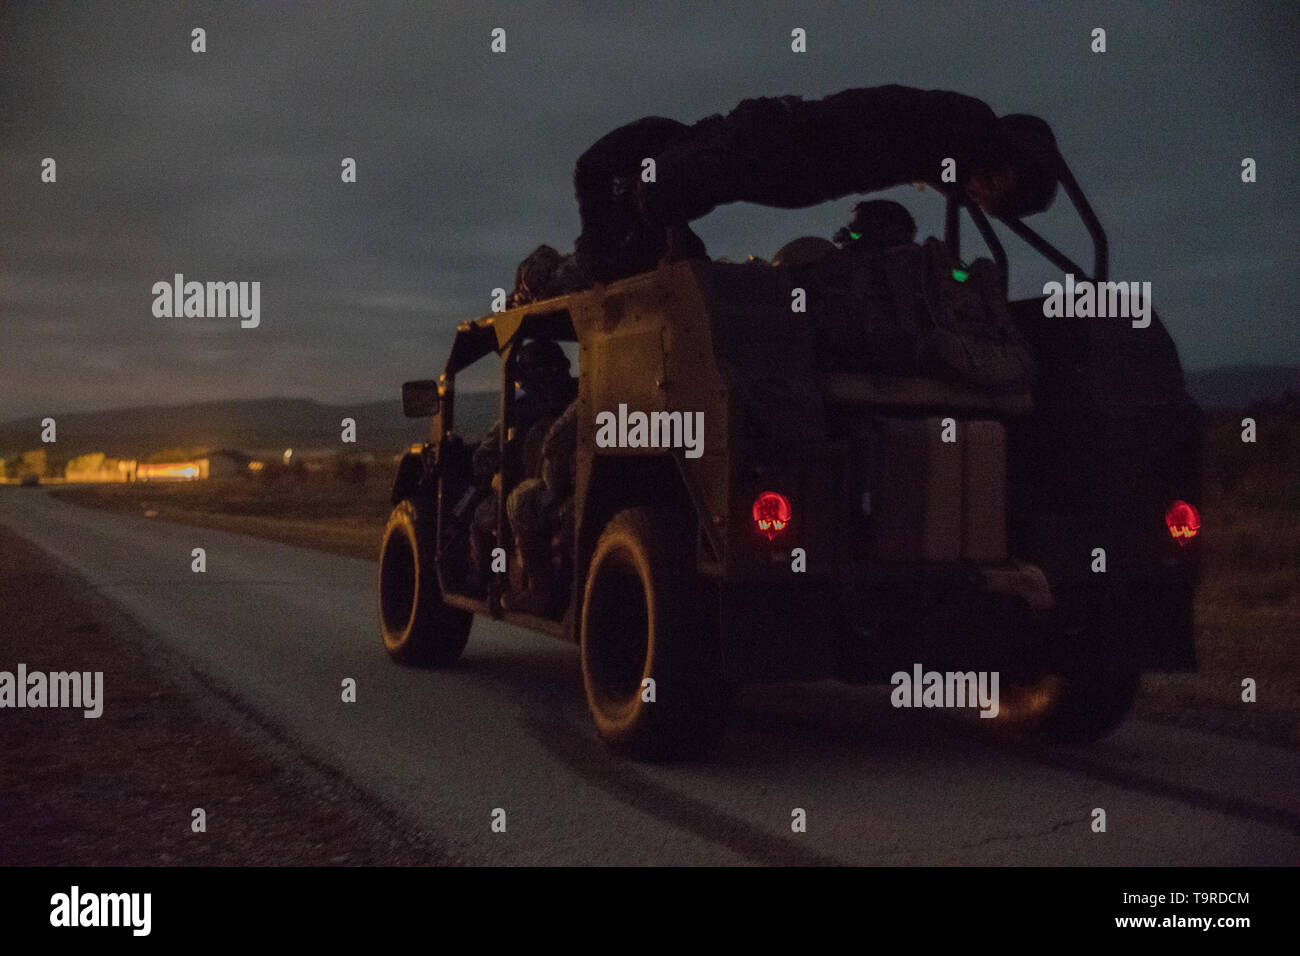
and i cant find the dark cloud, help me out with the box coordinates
[2,0,1296,419]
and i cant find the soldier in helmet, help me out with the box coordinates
[508,244,585,308]
[833,199,917,251]
[503,399,578,616]
[470,339,578,583]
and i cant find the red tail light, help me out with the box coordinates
[1165,500,1200,545]
[753,491,792,540]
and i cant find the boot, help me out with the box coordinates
[503,541,562,617]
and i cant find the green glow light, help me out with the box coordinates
[849,231,861,240]
[952,269,969,282]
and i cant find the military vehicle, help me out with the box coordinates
[378,88,1202,759]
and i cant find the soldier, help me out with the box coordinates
[573,115,709,285]
[470,339,578,581]
[508,244,585,308]
[572,87,1060,287]
[832,199,917,251]
[503,399,578,616]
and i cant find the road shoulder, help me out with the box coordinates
[0,523,457,865]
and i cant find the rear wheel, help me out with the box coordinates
[580,507,728,759]
[994,662,1139,743]
[378,499,472,666]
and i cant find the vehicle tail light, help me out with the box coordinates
[1165,500,1200,545]
[753,491,791,540]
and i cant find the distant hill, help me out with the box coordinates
[3,365,1293,460]
[1185,366,1300,409]
[0,393,499,461]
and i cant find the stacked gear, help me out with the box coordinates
[784,201,1034,393]
[888,238,1034,393]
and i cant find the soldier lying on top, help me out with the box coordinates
[570,84,1060,286]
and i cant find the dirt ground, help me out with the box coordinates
[0,524,458,865]
[53,475,388,560]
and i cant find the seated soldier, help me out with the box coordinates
[777,200,921,374]
[469,340,578,582]
[832,199,917,252]
[503,398,578,616]
[773,199,917,282]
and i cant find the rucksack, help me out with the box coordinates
[881,238,1035,393]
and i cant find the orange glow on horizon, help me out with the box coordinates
[138,461,205,481]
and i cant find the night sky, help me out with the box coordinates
[2,1,1296,419]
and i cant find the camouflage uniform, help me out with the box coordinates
[508,245,585,308]
[573,86,1060,286]
[469,341,576,579]
[506,399,578,568]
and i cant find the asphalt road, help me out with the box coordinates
[2,487,1296,865]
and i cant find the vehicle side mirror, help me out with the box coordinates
[402,380,440,418]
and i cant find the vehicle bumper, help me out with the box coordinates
[716,560,1197,684]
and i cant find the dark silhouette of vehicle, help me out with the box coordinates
[378,89,1202,759]
[19,474,40,487]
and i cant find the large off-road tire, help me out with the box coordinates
[378,499,472,666]
[993,662,1139,744]
[579,507,727,759]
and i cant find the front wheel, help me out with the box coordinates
[378,499,472,666]
[579,507,728,759]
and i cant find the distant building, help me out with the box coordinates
[246,446,337,475]
[65,453,137,483]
